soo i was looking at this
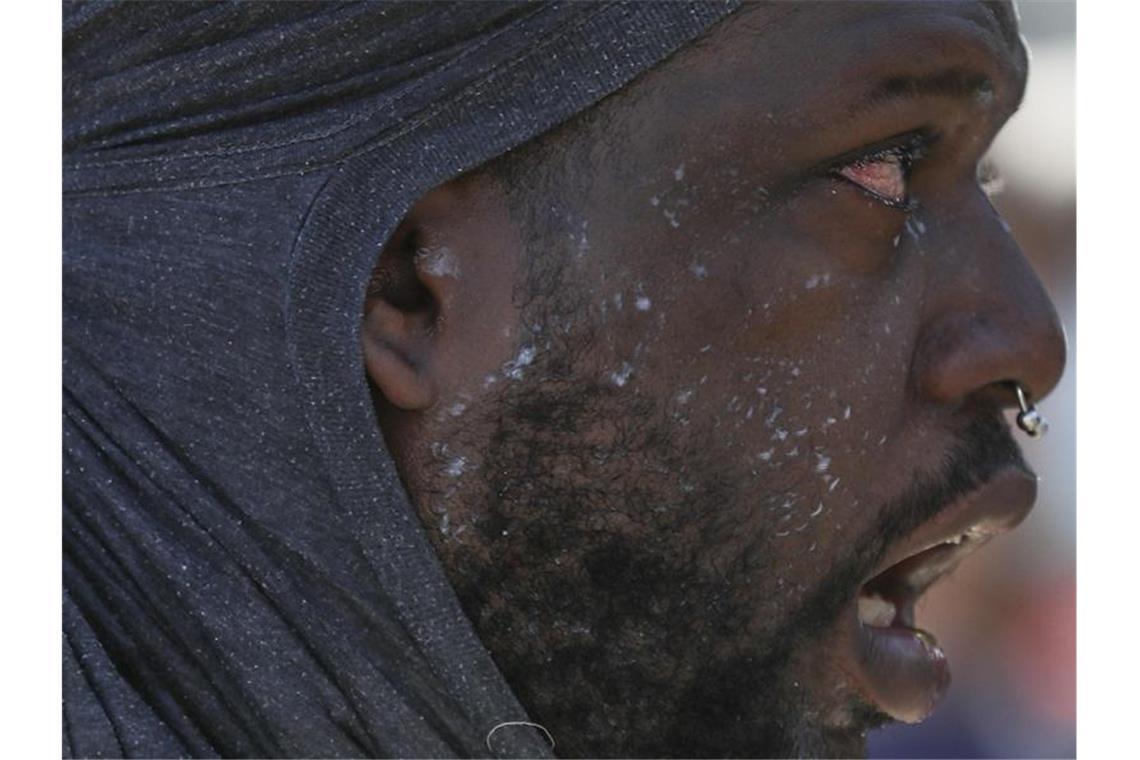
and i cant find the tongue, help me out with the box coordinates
[854,624,950,723]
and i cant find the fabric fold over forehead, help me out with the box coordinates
[63,2,739,757]
[64,1,737,196]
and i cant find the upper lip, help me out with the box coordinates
[859,465,1038,608]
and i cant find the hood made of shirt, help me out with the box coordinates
[63,2,738,757]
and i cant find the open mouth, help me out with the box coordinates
[857,529,984,630]
[844,466,1037,724]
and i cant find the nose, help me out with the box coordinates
[911,193,1067,413]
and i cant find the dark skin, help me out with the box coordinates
[363,2,1066,756]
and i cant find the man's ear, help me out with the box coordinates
[362,187,462,411]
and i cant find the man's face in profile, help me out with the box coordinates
[365,1,1067,756]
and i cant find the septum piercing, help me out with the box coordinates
[1013,382,1048,438]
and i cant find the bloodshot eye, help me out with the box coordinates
[835,148,912,208]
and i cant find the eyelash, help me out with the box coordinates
[828,133,932,211]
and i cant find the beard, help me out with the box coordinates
[420,344,829,757]
[408,281,1026,759]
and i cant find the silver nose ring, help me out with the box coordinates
[1013,383,1048,438]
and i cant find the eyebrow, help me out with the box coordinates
[807,9,1028,135]
[867,68,995,107]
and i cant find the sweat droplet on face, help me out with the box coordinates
[804,273,830,290]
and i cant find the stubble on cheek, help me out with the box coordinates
[407,322,878,755]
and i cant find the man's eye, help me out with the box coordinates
[834,148,912,209]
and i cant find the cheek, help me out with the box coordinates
[785,182,908,273]
[565,164,924,535]
[602,268,917,567]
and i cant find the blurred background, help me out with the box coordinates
[868,2,1076,757]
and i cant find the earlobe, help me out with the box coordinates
[361,297,438,410]
[361,208,446,412]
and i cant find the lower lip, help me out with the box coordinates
[852,621,950,723]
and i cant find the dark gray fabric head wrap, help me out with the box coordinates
[63,2,740,757]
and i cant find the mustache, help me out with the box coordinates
[780,409,1028,642]
[863,411,1030,573]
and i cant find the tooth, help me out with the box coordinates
[858,594,897,627]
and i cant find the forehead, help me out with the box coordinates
[607,1,1027,169]
[682,0,1025,94]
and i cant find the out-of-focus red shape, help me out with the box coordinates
[1003,577,1076,724]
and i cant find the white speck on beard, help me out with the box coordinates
[504,345,537,380]
[610,362,634,387]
